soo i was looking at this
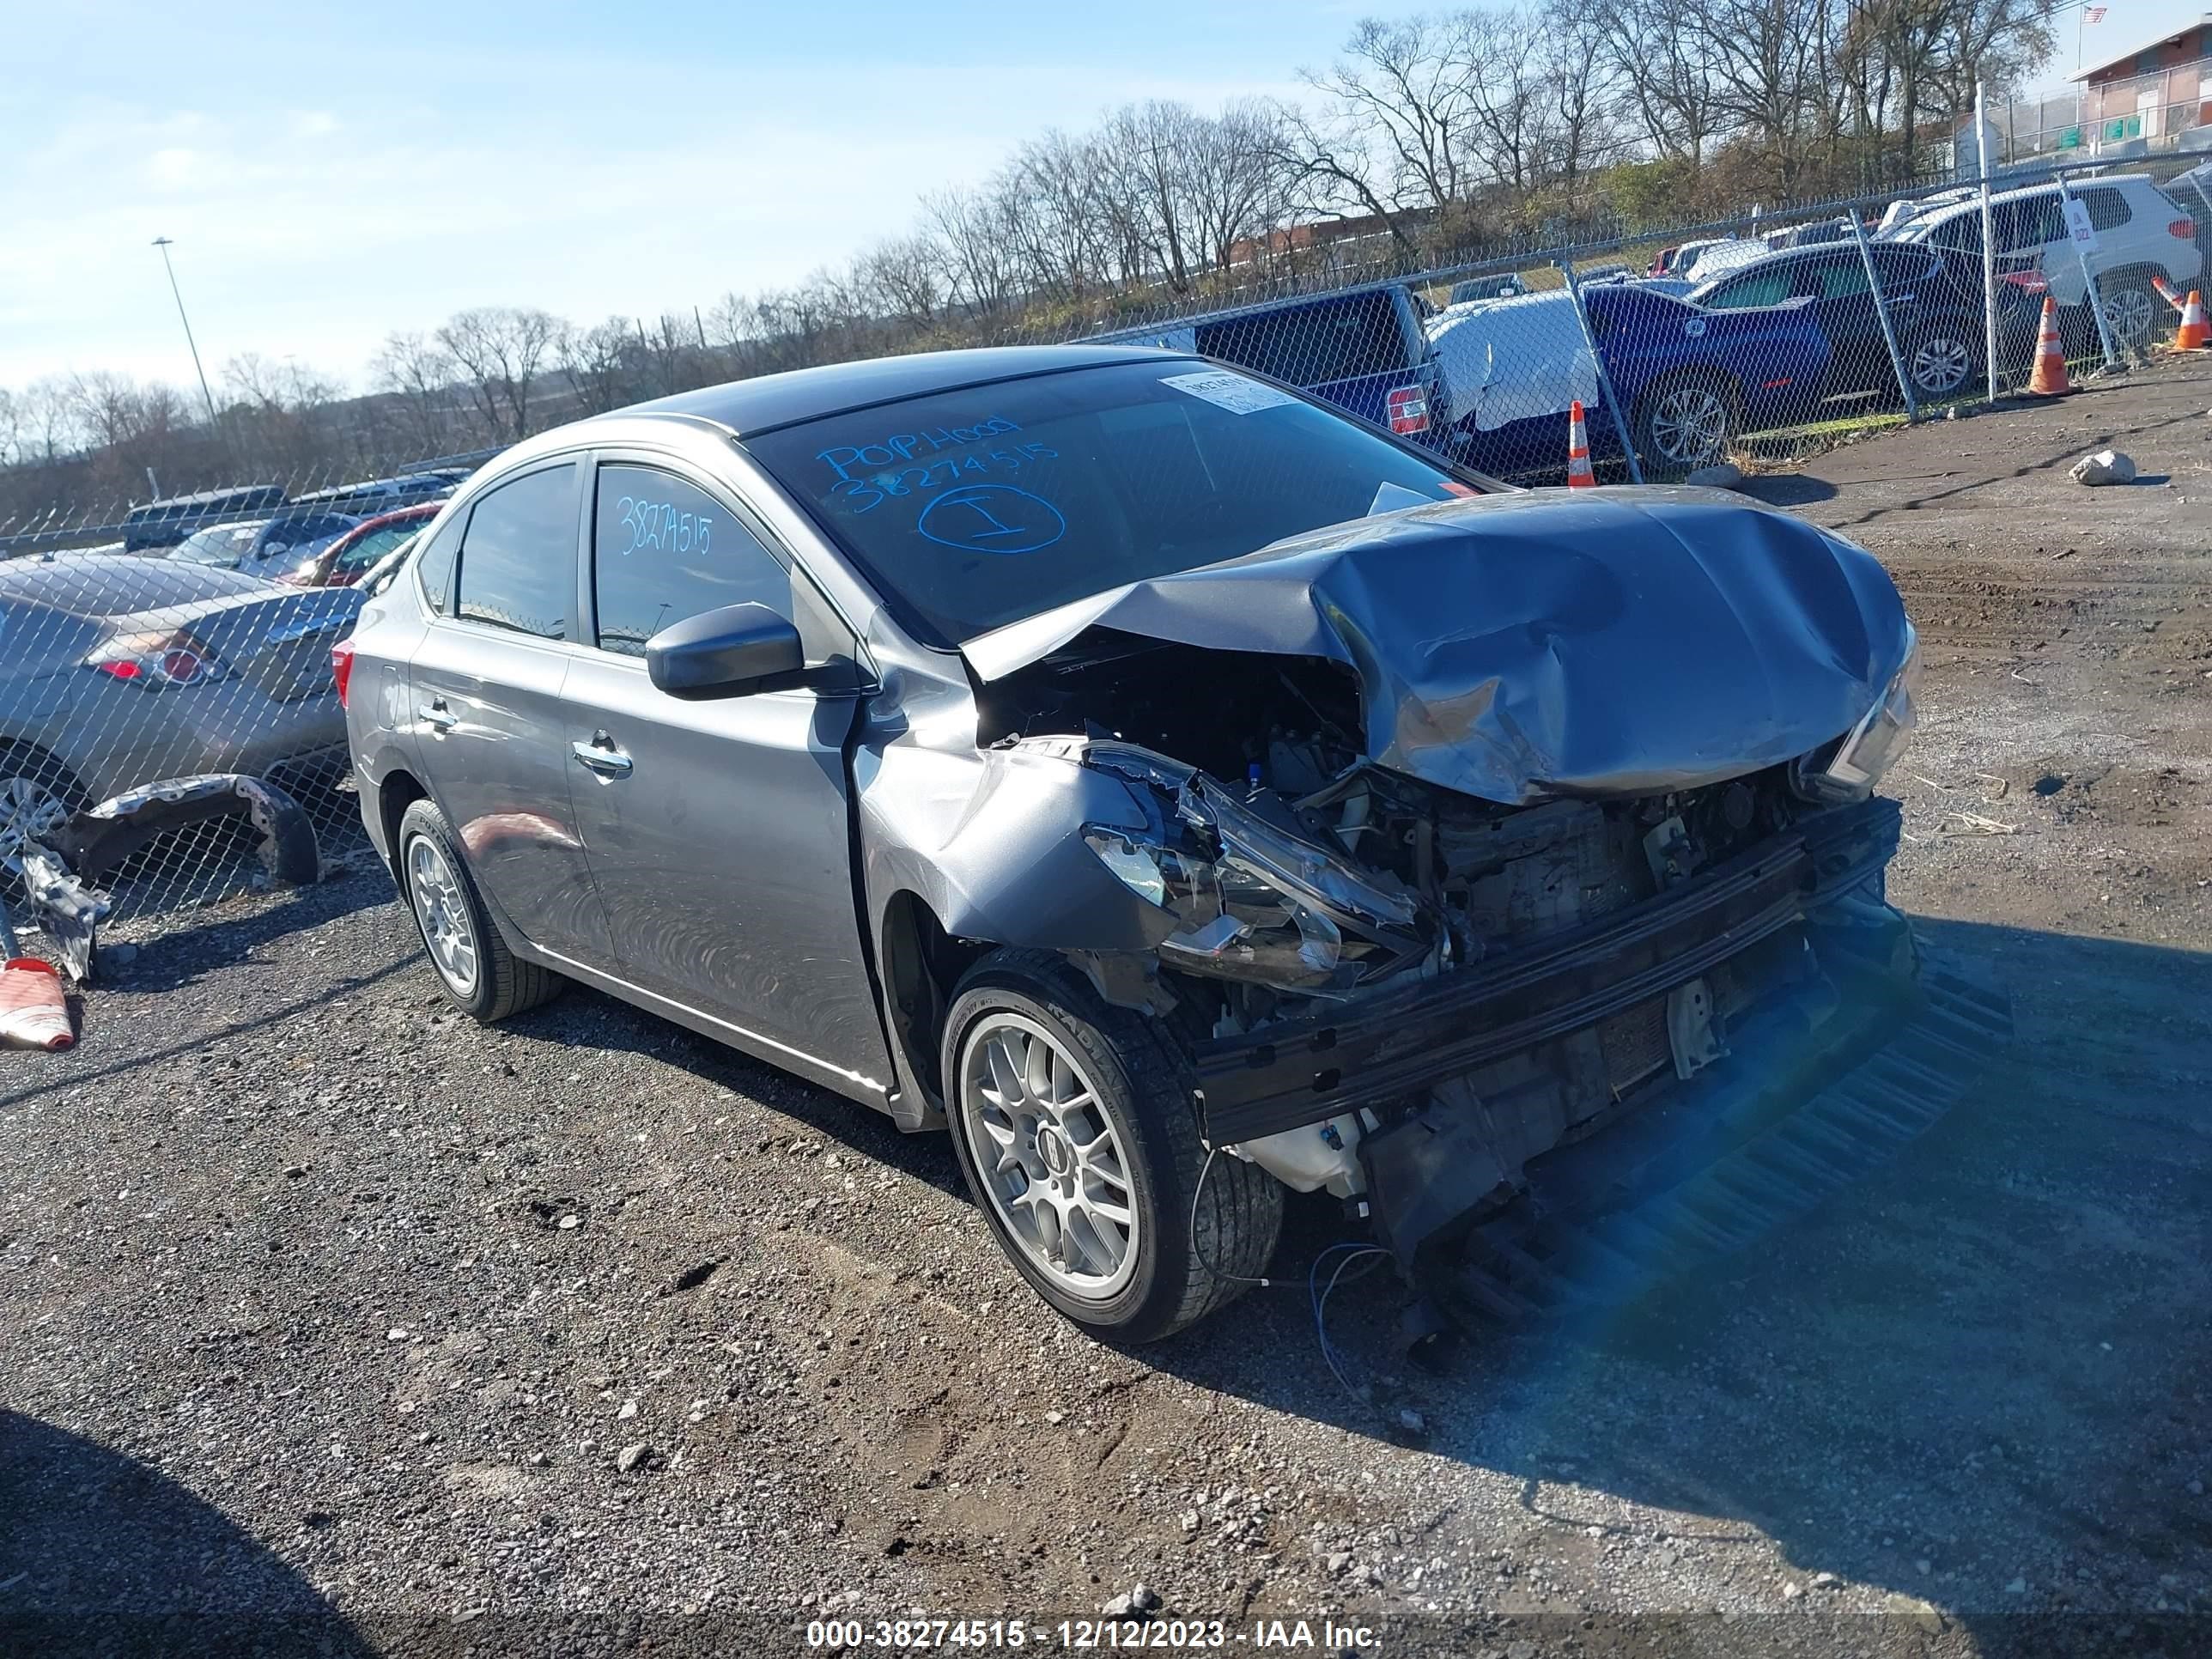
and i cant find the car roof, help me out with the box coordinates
[1905,173,2158,220]
[0,551,266,613]
[349,502,444,532]
[605,344,1194,440]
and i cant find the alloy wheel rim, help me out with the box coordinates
[0,775,66,865]
[1913,337,1971,395]
[2103,287,2154,347]
[406,835,479,996]
[1650,387,1729,465]
[957,1012,1139,1300]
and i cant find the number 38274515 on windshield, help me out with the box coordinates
[829,443,1058,515]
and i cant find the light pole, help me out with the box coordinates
[150,236,221,428]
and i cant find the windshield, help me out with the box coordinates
[173,523,262,565]
[744,361,1476,645]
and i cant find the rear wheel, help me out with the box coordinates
[1633,374,1739,478]
[941,949,1282,1342]
[1904,322,1980,401]
[0,746,87,868]
[396,796,561,1022]
[2097,274,2159,352]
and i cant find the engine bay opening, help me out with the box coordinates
[975,629,1366,792]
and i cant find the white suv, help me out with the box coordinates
[1883,174,2202,350]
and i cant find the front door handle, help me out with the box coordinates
[418,699,458,732]
[571,733,633,776]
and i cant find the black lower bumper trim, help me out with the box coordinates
[1191,798,1899,1145]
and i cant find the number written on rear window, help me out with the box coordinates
[592,465,789,658]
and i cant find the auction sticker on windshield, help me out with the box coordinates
[1161,369,1298,415]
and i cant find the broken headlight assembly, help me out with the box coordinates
[1792,629,1919,804]
[1082,775,1428,993]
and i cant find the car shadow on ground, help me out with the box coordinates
[1136,916,2212,1644]
[508,982,974,1205]
[100,863,396,993]
[0,1410,374,1656]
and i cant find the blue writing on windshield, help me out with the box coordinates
[917,485,1065,555]
[819,416,1021,483]
[823,441,1058,516]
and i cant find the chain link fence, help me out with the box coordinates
[5,155,2211,951]
[1085,153,2212,481]
[0,456,484,950]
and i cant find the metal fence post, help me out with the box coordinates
[1557,260,1644,485]
[1976,83,1998,404]
[2055,170,2121,369]
[1850,210,1917,422]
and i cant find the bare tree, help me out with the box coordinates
[1305,18,1479,223]
[922,185,1020,318]
[1265,95,1419,252]
[559,318,639,416]
[1605,0,1727,169]
[434,307,568,443]
[373,331,462,455]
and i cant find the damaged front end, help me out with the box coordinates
[1059,728,2002,1328]
[961,493,2007,1328]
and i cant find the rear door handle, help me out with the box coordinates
[571,734,633,776]
[418,699,457,732]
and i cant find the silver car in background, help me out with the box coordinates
[0,555,362,857]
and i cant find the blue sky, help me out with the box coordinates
[3,0,2192,392]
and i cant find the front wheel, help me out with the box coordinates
[1632,374,1739,479]
[941,949,1282,1342]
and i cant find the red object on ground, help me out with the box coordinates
[0,958,73,1050]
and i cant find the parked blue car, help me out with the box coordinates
[1425,284,1832,480]
[1093,283,1455,454]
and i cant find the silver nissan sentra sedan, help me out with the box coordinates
[337,344,2002,1343]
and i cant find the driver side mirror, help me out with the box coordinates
[646,601,804,699]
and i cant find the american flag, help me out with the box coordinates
[2084,5,2106,21]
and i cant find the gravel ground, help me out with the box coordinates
[5,360,2209,1659]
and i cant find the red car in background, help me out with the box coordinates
[279,501,442,587]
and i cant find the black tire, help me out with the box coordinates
[395,796,561,1022]
[1631,371,1740,480]
[939,948,1282,1342]
[1902,319,1982,403]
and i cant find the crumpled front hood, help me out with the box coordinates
[963,488,1913,805]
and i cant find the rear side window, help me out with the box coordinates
[337,523,416,575]
[1702,269,1792,308]
[1927,212,1981,258]
[590,465,789,657]
[415,516,461,614]
[1812,259,1870,299]
[2083,187,2130,232]
[1195,292,1412,387]
[454,464,578,641]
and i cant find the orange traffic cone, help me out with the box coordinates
[1565,399,1596,488]
[0,957,72,1050]
[2151,273,2188,314]
[2026,296,2072,397]
[2175,289,2209,350]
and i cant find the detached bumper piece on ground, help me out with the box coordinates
[9,774,320,985]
